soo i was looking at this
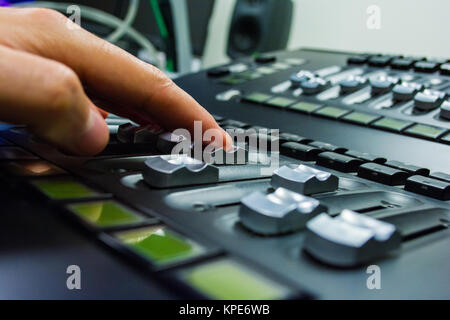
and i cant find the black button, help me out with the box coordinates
[368,55,395,67]
[308,141,347,153]
[440,63,450,76]
[219,119,249,128]
[384,160,429,176]
[414,61,439,73]
[430,172,450,182]
[405,175,450,200]
[207,67,230,78]
[344,150,386,164]
[255,55,277,64]
[347,55,369,65]
[358,163,409,186]
[280,142,322,161]
[316,152,363,173]
[390,58,415,70]
[279,133,312,144]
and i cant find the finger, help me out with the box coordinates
[0,44,109,155]
[0,8,232,150]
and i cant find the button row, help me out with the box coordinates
[242,92,450,143]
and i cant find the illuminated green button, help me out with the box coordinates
[243,92,272,103]
[1,160,65,177]
[265,96,295,108]
[372,117,414,132]
[31,178,101,200]
[238,71,262,80]
[343,112,381,125]
[68,201,144,228]
[220,75,246,85]
[314,106,351,119]
[440,132,450,143]
[405,124,447,139]
[290,101,321,114]
[182,259,290,300]
[257,66,276,75]
[115,226,204,266]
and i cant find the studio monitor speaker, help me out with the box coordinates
[227,0,293,59]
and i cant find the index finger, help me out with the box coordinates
[5,8,232,149]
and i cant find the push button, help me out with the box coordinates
[0,160,65,177]
[414,61,439,73]
[239,188,327,235]
[314,106,351,119]
[281,142,322,161]
[308,141,347,153]
[304,210,401,267]
[383,160,430,176]
[390,58,415,70]
[180,259,292,300]
[265,96,296,108]
[243,92,272,104]
[405,175,450,200]
[113,225,205,266]
[404,124,447,140]
[255,54,276,64]
[317,152,363,173]
[347,55,369,65]
[368,55,395,67]
[67,200,147,229]
[289,101,322,114]
[342,111,381,125]
[344,150,386,164]
[372,117,414,132]
[440,63,450,75]
[207,67,230,78]
[143,155,219,188]
[358,163,409,185]
[278,133,312,144]
[271,164,338,195]
[31,178,104,200]
[430,172,450,182]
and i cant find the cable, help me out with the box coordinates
[13,1,160,67]
[106,0,139,43]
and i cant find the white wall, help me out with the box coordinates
[289,0,450,57]
[203,0,450,67]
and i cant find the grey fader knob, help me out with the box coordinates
[304,210,401,267]
[271,164,338,195]
[117,123,138,143]
[239,187,327,235]
[143,155,219,188]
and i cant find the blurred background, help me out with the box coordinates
[2,0,449,75]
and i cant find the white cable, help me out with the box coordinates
[106,0,139,43]
[13,1,160,67]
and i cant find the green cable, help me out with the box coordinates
[149,0,174,71]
